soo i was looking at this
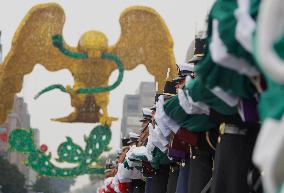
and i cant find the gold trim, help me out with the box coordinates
[218,123,226,144]
[206,131,216,151]
[219,123,226,134]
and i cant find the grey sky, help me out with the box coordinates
[0,0,214,189]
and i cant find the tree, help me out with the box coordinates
[33,177,54,193]
[33,177,75,193]
[0,156,27,193]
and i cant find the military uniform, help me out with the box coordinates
[166,165,180,193]
[194,1,263,192]
[164,35,220,193]
[175,159,190,193]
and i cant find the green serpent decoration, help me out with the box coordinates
[52,35,88,59]
[8,125,111,177]
[34,34,124,99]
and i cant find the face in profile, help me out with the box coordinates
[175,79,186,91]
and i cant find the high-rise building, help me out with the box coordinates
[0,96,39,186]
[121,82,155,139]
[121,95,140,138]
[137,82,156,108]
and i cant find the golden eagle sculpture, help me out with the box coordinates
[0,3,177,125]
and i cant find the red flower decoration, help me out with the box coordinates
[40,144,48,152]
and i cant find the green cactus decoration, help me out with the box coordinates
[8,125,111,177]
[56,137,85,163]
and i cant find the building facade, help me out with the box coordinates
[121,82,155,139]
[0,96,39,186]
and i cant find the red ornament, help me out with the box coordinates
[0,133,7,142]
[40,144,48,152]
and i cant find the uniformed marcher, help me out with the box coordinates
[166,165,180,193]
[149,80,178,193]
[194,1,263,192]
[98,1,269,192]
[186,34,218,193]
[126,132,146,193]
[166,33,219,193]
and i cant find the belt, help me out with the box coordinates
[220,123,247,135]
[218,123,247,143]
[225,124,247,135]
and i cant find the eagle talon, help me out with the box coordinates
[99,116,118,127]
[99,116,112,126]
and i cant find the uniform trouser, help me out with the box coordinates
[132,179,145,193]
[210,125,260,193]
[166,166,180,193]
[188,149,213,193]
[144,178,152,193]
[150,165,170,193]
[175,158,190,193]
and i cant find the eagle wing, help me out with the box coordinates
[108,6,177,91]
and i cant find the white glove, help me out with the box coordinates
[155,95,180,136]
